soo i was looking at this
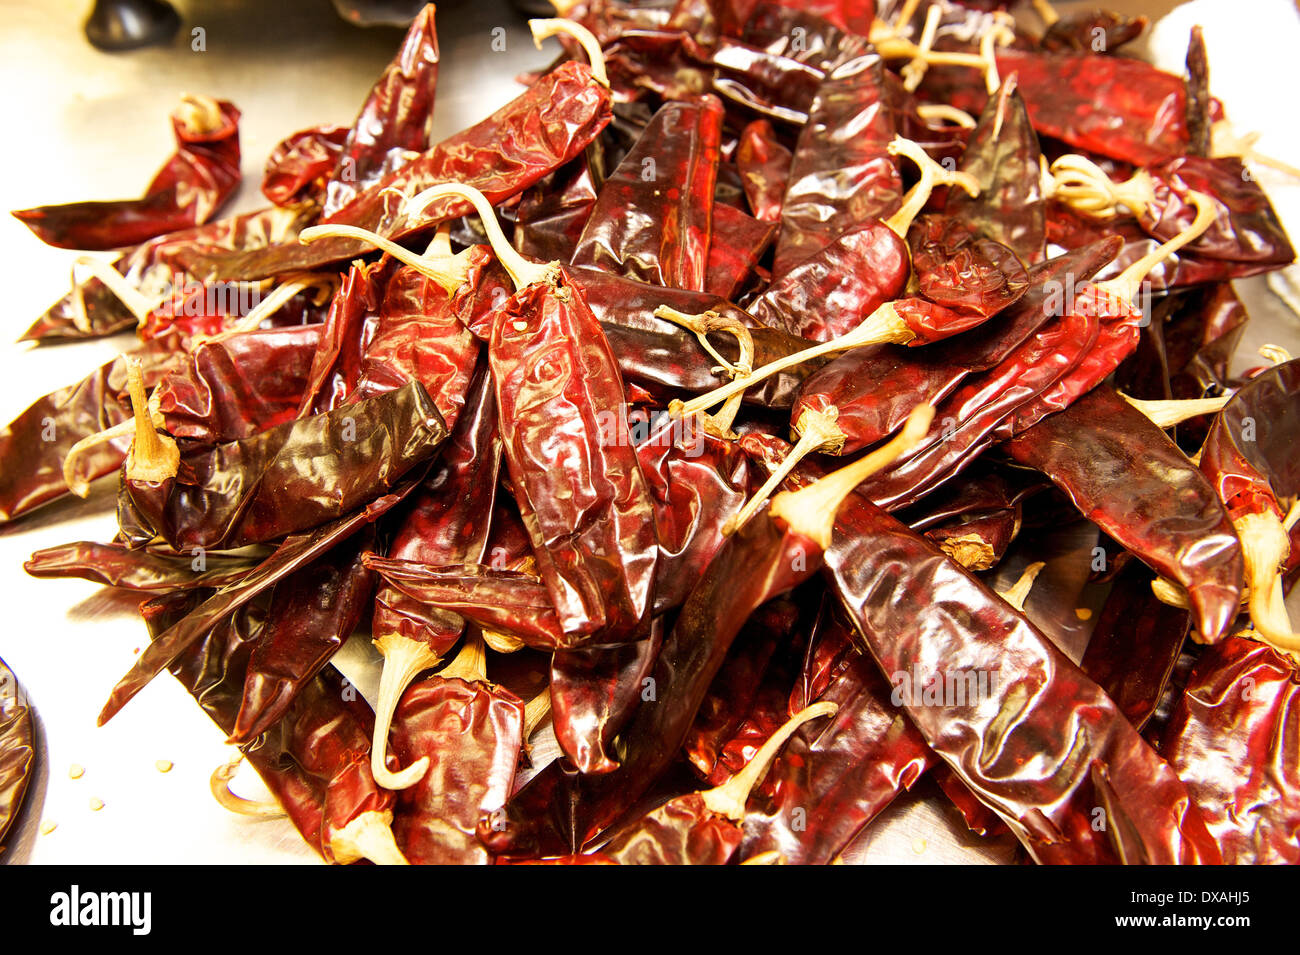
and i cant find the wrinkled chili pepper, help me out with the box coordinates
[262,124,349,208]
[1003,384,1243,643]
[735,118,792,223]
[704,203,777,300]
[25,540,258,591]
[0,656,35,856]
[13,96,241,251]
[571,96,724,290]
[117,377,448,552]
[1160,635,1300,864]
[512,154,600,264]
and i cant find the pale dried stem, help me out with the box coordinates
[529,18,609,88]
[370,634,441,790]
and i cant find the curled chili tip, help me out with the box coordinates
[674,302,910,422]
[328,809,410,866]
[1047,155,1156,219]
[209,756,285,818]
[1121,392,1232,429]
[886,138,981,239]
[528,18,608,89]
[1097,190,1219,303]
[1235,512,1300,656]
[298,223,471,293]
[401,181,551,290]
[726,407,846,536]
[699,701,838,822]
[370,633,440,790]
[996,561,1045,613]
[915,104,977,130]
[769,405,936,550]
[124,356,178,485]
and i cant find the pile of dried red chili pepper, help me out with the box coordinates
[4,0,1299,865]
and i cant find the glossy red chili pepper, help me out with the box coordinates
[772,52,901,275]
[704,203,777,299]
[25,540,257,591]
[571,97,724,291]
[822,494,1223,863]
[14,97,241,251]
[512,155,600,264]
[0,656,35,856]
[228,527,377,745]
[262,125,349,207]
[1160,635,1300,864]
[906,214,1029,319]
[708,37,825,124]
[1004,384,1243,642]
[735,118,792,223]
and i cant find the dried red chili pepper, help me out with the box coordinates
[1160,635,1300,864]
[571,96,724,291]
[822,492,1222,863]
[1040,8,1147,54]
[1004,384,1243,643]
[100,480,422,726]
[906,214,1029,319]
[0,656,35,856]
[25,541,258,591]
[735,118,792,223]
[511,154,600,264]
[186,21,612,281]
[228,526,377,745]
[262,125,349,207]
[13,95,241,250]
[704,203,777,300]
[388,635,524,864]
[321,3,440,217]
[772,53,902,275]
[116,373,448,552]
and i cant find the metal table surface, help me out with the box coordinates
[0,0,1297,865]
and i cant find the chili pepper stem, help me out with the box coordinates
[939,534,998,570]
[523,687,552,739]
[1030,0,1060,26]
[1095,191,1218,303]
[671,303,910,422]
[1047,155,1156,219]
[481,626,525,653]
[175,93,224,136]
[63,411,156,498]
[425,222,453,258]
[1120,393,1232,429]
[209,755,285,818]
[1259,344,1293,365]
[699,701,837,821]
[996,561,1045,613]
[71,256,160,331]
[1236,511,1300,654]
[329,809,410,866]
[915,104,977,129]
[886,137,981,238]
[400,182,552,291]
[901,4,941,92]
[299,224,473,292]
[438,631,488,683]
[529,18,609,89]
[202,274,322,344]
[1211,121,1300,180]
[654,304,754,435]
[769,405,936,550]
[740,850,785,864]
[124,357,179,484]
[725,408,846,536]
[370,633,441,790]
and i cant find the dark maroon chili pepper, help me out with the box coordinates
[788,591,858,713]
[1184,25,1211,157]
[0,331,188,523]
[740,637,935,864]
[262,125,349,208]
[943,76,1047,265]
[550,618,664,776]
[772,53,901,275]
[704,203,777,300]
[906,214,1029,319]
[686,597,801,780]
[321,3,441,217]
[725,1,873,69]
[296,260,390,417]
[1004,385,1243,643]
[228,526,377,745]
[923,505,1020,570]
[512,154,600,264]
[100,479,422,727]
[1165,283,1248,401]
[571,96,724,291]
[1160,635,1300,864]
[821,492,1223,864]
[478,411,931,857]
[1079,561,1190,732]
[13,96,241,251]
[24,541,258,591]
[708,37,826,125]
[184,25,612,282]
[21,204,314,344]
[144,587,409,865]
[116,376,448,552]
[0,655,35,856]
[735,118,792,223]
[368,368,501,789]
[1040,8,1147,54]
[388,635,524,864]
[153,324,324,442]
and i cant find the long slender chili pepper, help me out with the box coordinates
[13,96,241,250]
[479,408,932,857]
[1160,635,1300,864]
[368,369,500,789]
[1004,384,1243,643]
[25,541,258,591]
[388,635,524,863]
[571,96,724,290]
[99,480,423,726]
[184,20,612,281]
